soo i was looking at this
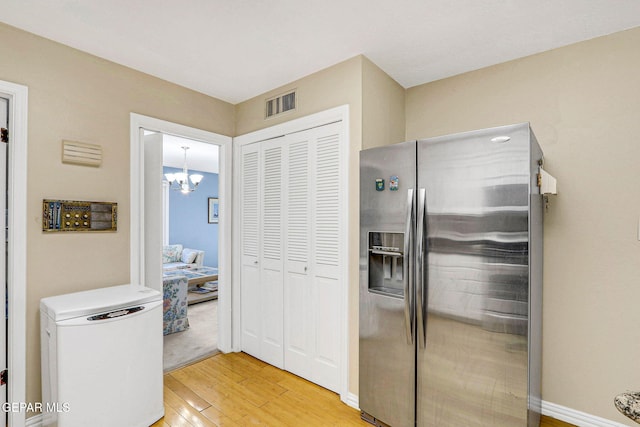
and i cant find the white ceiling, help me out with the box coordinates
[164,135,219,174]
[2,1,640,104]
[144,132,220,174]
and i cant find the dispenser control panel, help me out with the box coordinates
[368,231,405,298]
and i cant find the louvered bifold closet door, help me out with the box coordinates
[283,121,343,393]
[240,142,262,358]
[258,138,285,368]
[309,122,342,392]
[283,132,312,378]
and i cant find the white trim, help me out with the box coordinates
[1,80,28,427]
[233,105,348,146]
[542,400,630,427]
[339,108,350,405]
[130,113,233,352]
[231,144,243,353]
[162,181,169,246]
[232,105,351,402]
[344,392,359,411]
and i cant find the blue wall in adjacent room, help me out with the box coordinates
[164,166,219,268]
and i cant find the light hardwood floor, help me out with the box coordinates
[540,416,575,427]
[151,352,574,427]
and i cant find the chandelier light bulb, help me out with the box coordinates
[190,174,203,185]
[164,146,203,193]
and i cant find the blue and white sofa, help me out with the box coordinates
[162,244,204,271]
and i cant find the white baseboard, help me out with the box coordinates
[342,392,359,410]
[25,414,42,427]
[542,400,629,427]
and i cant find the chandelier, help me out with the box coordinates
[164,146,203,194]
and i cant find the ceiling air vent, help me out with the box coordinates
[265,89,297,119]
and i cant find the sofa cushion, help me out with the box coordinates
[181,248,199,264]
[163,275,189,335]
[163,262,189,271]
[162,244,183,263]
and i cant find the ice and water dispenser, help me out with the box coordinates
[367,231,405,297]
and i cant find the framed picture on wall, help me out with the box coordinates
[208,198,219,224]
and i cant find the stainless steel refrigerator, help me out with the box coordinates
[359,123,543,427]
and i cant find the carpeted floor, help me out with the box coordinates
[163,298,218,372]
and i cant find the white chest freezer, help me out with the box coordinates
[40,284,164,427]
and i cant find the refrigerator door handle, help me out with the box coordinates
[404,188,415,345]
[416,188,427,348]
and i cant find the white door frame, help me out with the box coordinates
[233,105,351,404]
[130,114,233,352]
[0,80,28,427]
[162,181,169,246]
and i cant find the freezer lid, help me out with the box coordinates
[40,284,162,321]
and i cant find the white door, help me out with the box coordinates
[0,96,8,427]
[237,115,346,395]
[239,138,286,368]
[284,122,343,392]
[309,123,343,392]
[258,139,285,368]
[240,142,263,358]
[283,134,312,378]
[143,132,164,290]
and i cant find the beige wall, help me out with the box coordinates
[235,56,405,397]
[362,56,406,149]
[359,58,406,396]
[406,27,640,424]
[235,56,363,137]
[236,56,365,395]
[0,22,235,409]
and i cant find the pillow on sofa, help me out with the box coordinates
[181,248,198,264]
[162,244,183,263]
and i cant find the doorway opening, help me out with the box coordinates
[130,114,233,368]
[149,131,221,370]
